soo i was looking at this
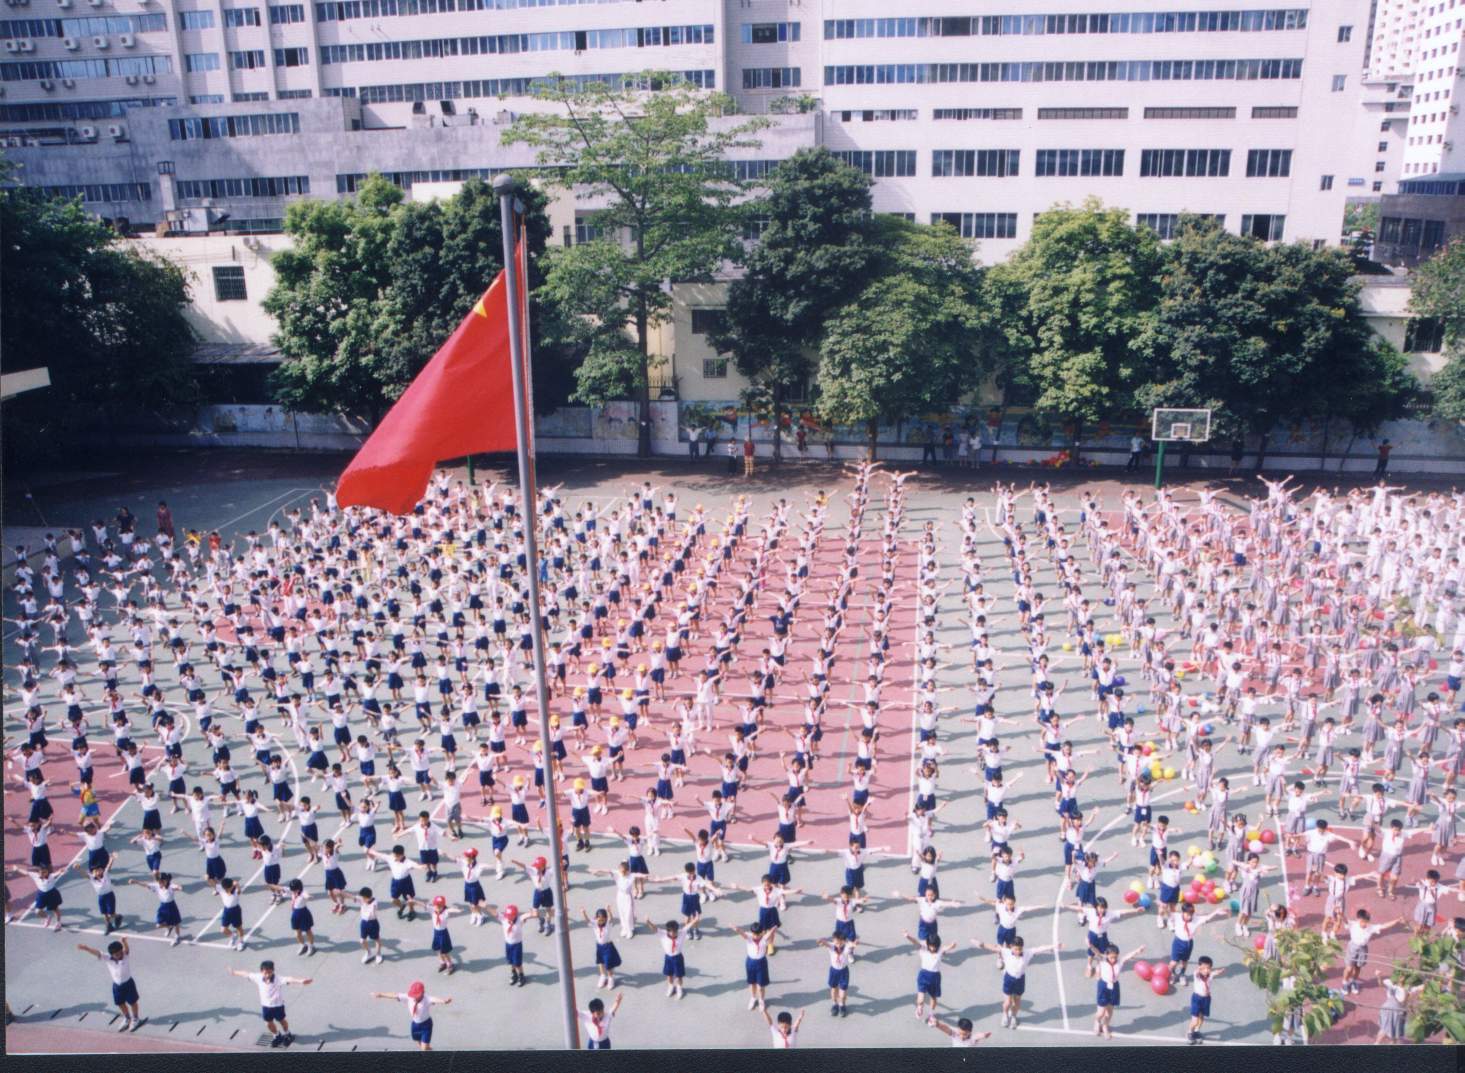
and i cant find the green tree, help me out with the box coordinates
[1134,217,1412,467]
[1391,929,1465,1043]
[0,187,196,464]
[710,147,876,461]
[1242,926,1345,1043]
[1409,239,1465,422]
[815,217,992,458]
[502,71,769,456]
[264,175,571,425]
[987,200,1162,463]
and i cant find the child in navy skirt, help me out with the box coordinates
[582,907,623,989]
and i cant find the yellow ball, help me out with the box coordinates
[1246,830,1261,843]
[1163,767,1177,780]
[1129,880,1145,894]
[1062,642,1073,652]
[1176,671,1187,680]
[1186,844,1201,859]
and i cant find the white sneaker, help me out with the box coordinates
[374,954,384,964]
[668,983,676,997]
[170,934,180,946]
[748,996,758,1010]
[299,943,308,955]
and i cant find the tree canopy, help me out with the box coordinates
[1,186,196,464]
[709,147,876,457]
[987,200,1163,456]
[1409,239,1465,423]
[1133,215,1412,462]
[816,216,994,455]
[263,175,574,424]
[502,71,769,455]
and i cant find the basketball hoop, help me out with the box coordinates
[1149,408,1213,488]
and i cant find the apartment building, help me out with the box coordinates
[0,0,1391,251]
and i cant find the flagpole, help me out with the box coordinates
[494,172,580,1050]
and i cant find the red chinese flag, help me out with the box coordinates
[336,263,522,514]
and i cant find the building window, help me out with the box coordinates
[169,113,301,140]
[274,47,309,67]
[1139,148,1230,177]
[1035,148,1124,177]
[1381,120,1392,132]
[741,22,799,43]
[1245,148,1292,176]
[930,211,1017,239]
[189,94,225,104]
[742,67,799,90]
[184,52,221,73]
[1404,317,1445,353]
[179,10,216,29]
[212,265,248,302]
[831,149,917,177]
[1144,106,1236,119]
[1337,25,1352,42]
[269,4,305,22]
[176,175,310,198]
[1240,213,1285,240]
[702,358,729,379]
[1252,105,1299,118]
[573,214,603,245]
[1136,213,1225,239]
[278,88,312,99]
[230,49,267,69]
[1331,74,1346,91]
[232,91,269,101]
[691,308,724,335]
[1319,174,1333,190]
[223,7,261,26]
[931,149,1019,177]
[1379,216,1446,254]
[1373,181,1383,192]
[1038,107,1128,119]
[836,109,918,122]
[742,217,769,241]
[932,107,1022,120]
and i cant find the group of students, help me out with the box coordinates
[4,464,1462,1049]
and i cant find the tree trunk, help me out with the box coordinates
[1339,431,1358,473]
[1069,419,1082,467]
[866,418,878,462]
[1318,414,1331,474]
[635,299,651,459]
[771,383,783,463]
[1254,430,1271,472]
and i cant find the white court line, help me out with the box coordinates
[211,487,317,538]
[7,918,235,949]
[1012,1022,1243,1046]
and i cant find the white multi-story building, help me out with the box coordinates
[0,0,1390,251]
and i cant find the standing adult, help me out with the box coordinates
[155,500,175,540]
[1126,434,1146,471]
[743,436,756,479]
[1375,439,1392,475]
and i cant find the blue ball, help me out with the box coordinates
[1138,893,1153,909]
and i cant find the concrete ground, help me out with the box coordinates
[3,449,1458,1052]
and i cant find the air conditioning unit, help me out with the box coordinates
[17,38,33,50]
[63,36,78,49]
[38,78,53,89]
[119,33,134,47]
[1447,141,1456,151]
[88,0,103,6]
[92,35,108,48]
[5,136,20,147]
[3,40,17,52]
[57,0,71,6]
[78,124,96,139]
[124,73,138,84]
[107,123,124,139]
[61,77,75,87]
[142,72,154,83]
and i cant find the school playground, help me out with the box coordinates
[4,449,1459,1052]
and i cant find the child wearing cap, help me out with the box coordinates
[485,904,526,986]
[371,981,451,1051]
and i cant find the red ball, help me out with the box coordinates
[1202,881,1216,895]
[1133,960,1153,980]
[1429,659,1439,671]
[1150,975,1172,996]
[1259,829,1277,845]
[1182,890,1197,904]
[1253,934,1267,950]
[1190,877,1205,891]
[1124,889,1140,905]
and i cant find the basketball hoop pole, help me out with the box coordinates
[1154,440,1166,489]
